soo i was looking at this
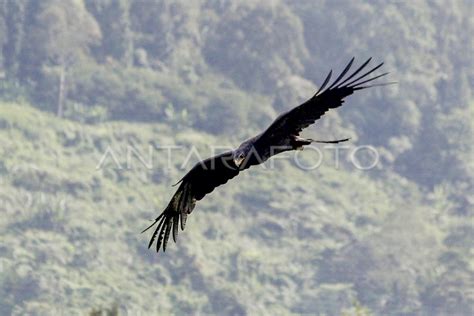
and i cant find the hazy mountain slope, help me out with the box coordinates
[1,103,465,315]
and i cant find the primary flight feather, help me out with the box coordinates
[143,58,391,252]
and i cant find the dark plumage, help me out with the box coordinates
[143,57,391,252]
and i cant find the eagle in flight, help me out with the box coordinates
[143,57,391,252]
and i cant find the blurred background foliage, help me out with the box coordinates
[0,0,472,315]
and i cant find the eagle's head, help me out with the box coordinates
[232,148,246,167]
[233,139,254,168]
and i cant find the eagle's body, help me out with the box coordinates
[143,58,391,252]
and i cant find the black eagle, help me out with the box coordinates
[143,57,391,252]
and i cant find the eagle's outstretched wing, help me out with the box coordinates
[143,151,240,252]
[257,57,390,146]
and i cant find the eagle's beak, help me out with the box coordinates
[234,156,245,167]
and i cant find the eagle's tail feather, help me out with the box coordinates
[308,138,350,144]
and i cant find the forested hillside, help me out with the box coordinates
[0,0,472,315]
